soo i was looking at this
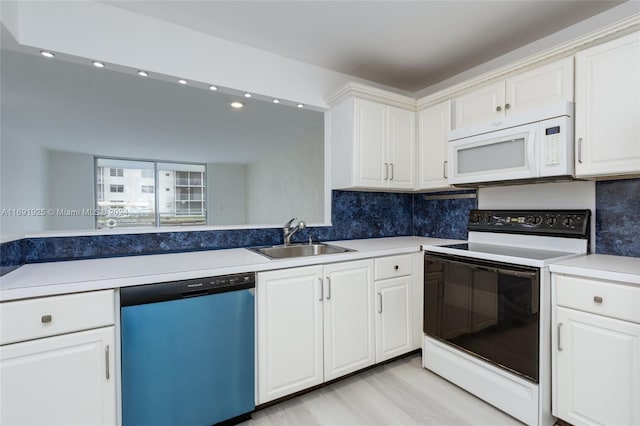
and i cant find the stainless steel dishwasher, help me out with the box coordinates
[120,272,255,426]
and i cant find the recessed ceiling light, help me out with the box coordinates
[297,104,304,108]
[137,71,149,77]
[244,93,252,98]
[178,79,188,85]
[272,99,280,104]
[92,61,105,68]
[209,85,218,91]
[230,101,244,109]
[40,50,55,59]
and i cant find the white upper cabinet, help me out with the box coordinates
[417,101,452,190]
[574,31,640,178]
[453,57,574,129]
[331,97,415,190]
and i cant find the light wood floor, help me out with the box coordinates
[243,354,524,426]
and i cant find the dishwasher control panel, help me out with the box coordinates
[120,272,255,306]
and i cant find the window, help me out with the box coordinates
[95,158,206,229]
[159,163,206,226]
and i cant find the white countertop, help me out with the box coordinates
[0,237,462,301]
[550,254,640,285]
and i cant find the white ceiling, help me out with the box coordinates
[103,0,626,92]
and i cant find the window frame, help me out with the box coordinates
[94,157,207,229]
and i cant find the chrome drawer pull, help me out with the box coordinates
[326,277,331,300]
[578,138,583,164]
[593,296,603,304]
[41,315,52,324]
[105,345,110,380]
[378,293,383,314]
[319,278,324,301]
[557,323,563,351]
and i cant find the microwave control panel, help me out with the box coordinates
[539,116,574,176]
[543,126,562,166]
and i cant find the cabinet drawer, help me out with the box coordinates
[1,290,115,345]
[555,275,640,323]
[374,254,412,280]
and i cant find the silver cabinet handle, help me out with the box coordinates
[389,163,394,181]
[594,296,603,304]
[326,276,331,300]
[378,292,383,313]
[443,161,448,179]
[41,314,52,324]
[496,105,502,112]
[319,277,324,301]
[557,323,563,352]
[577,138,583,164]
[384,163,389,180]
[105,345,110,379]
[505,103,511,110]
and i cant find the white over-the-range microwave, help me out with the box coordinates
[447,102,575,186]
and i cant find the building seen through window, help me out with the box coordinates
[95,158,206,229]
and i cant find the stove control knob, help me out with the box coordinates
[563,217,575,228]
[485,214,492,224]
[547,216,558,227]
[527,216,542,225]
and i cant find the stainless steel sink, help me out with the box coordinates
[248,243,354,259]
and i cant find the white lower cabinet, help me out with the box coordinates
[374,276,412,362]
[0,290,116,426]
[553,274,640,426]
[257,260,375,404]
[373,253,418,362]
[323,261,376,381]
[1,327,116,426]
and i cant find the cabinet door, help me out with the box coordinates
[375,276,413,362]
[0,327,116,426]
[453,82,505,129]
[386,106,416,189]
[417,101,451,190]
[257,266,324,403]
[555,307,640,426]
[575,32,640,177]
[354,99,387,187]
[323,260,375,381]
[505,57,573,116]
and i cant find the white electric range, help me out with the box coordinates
[423,209,591,426]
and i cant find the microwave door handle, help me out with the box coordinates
[530,125,539,175]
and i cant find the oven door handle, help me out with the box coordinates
[495,268,538,278]
[472,265,497,273]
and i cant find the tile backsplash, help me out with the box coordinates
[595,178,640,257]
[2,179,638,274]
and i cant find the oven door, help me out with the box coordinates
[424,253,540,383]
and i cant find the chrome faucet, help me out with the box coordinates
[283,218,306,246]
